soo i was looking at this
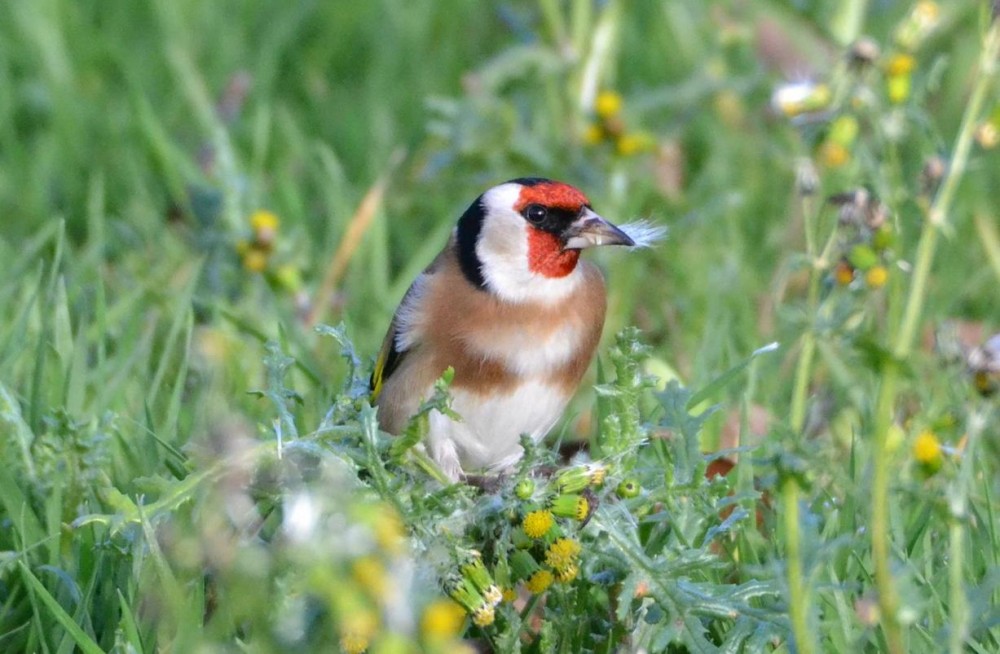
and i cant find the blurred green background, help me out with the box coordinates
[1,0,999,651]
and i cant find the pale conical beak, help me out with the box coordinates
[562,208,635,250]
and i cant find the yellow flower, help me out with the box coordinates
[819,141,850,168]
[595,90,623,119]
[522,510,554,539]
[616,132,653,157]
[913,430,942,467]
[525,570,554,594]
[588,464,607,487]
[887,73,911,104]
[457,554,502,611]
[886,54,916,76]
[583,123,605,145]
[554,563,579,584]
[545,538,582,572]
[865,265,888,288]
[482,585,502,607]
[501,587,518,603]
[372,507,406,554]
[241,248,269,273]
[352,556,387,598]
[250,209,279,233]
[339,633,368,654]
[338,609,377,654]
[834,260,855,286]
[471,604,495,627]
[249,209,280,249]
[421,599,466,640]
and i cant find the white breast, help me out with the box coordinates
[425,380,572,480]
[460,321,583,376]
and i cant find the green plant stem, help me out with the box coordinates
[948,513,968,654]
[870,20,1000,654]
[830,0,868,46]
[871,365,902,653]
[789,333,816,434]
[789,220,838,433]
[895,22,1000,357]
[948,411,983,654]
[788,194,818,434]
[783,480,815,654]
[784,195,833,654]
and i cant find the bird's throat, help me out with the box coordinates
[527,228,579,278]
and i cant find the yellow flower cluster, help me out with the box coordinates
[545,537,582,572]
[864,265,888,288]
[339,632,370,654]
[522,509,555,539]
[829,190,894,290]
[885,53,916,104]
[509,531,584,597]
[885,1,940,105]
[337,607,378,654]
[446,552,502,628]
[584,90,654,156]
[526,569,554,594]
[308,500,467,653]
[818,115,859,169]
[913,430,943,473]
[834,254,889,290]
[420,599,466,641]
[237,209,280,272]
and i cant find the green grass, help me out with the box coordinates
[2,0,1000,652]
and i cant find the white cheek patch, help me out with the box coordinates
[473,182,589,304]
[476,217,584,304]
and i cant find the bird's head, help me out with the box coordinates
[455,178,634,303]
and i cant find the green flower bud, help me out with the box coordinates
[514,478,535,500]
[616,478,641,499]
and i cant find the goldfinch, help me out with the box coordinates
[370,178,637,481]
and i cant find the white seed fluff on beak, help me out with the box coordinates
[618,220,668,249]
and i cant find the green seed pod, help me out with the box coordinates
[848,244,879,271]
[872,226,894,252]
[616,478,641,499]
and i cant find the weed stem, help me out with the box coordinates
[871,19,1000,654]
[783,480,815,654]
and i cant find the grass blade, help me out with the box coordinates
[16,561,104,654]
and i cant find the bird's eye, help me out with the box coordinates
[524,204,547,224]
